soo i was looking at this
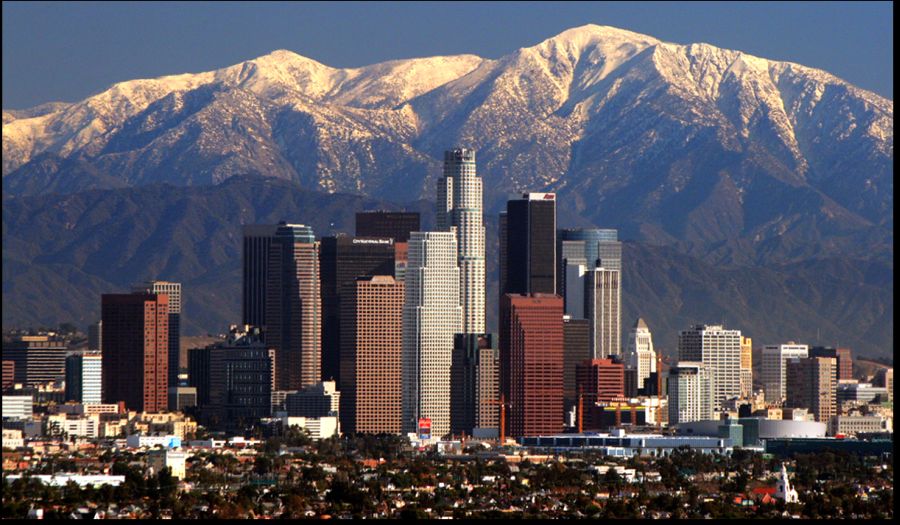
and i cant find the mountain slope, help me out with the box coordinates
[2,178,892,359]
[3,25,892,266]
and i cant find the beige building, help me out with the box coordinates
[828,415,892,436]
[340,275,404,434]
[740,336,753,398]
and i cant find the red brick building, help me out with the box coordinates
[576,358,626,429]
[2,360,14,391]
[501,293,563,438]
[101,293,169,412]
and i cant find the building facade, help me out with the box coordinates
[101,293,169,412]
[563,316,591,417]
[667,362,713,425]
[355,211,420,243]
[132,281,182,387]
[339,275,404,434]
[678,325,741,411]
[586,268,620,359]
[501,294,564,438]
[436,148,486,334]
[761,343,809,403]
[786,356,837,424]
[626,318,656,391]
[740,336,753,398]
[503,193,556,296]
[65,352,102,404]
[265,223,321,390]
[809,346,853,382]
[2,335,68,387]
[449,333,499,437]
[88,321,102,352]
[320,235,396,383]
[242,224,279,329]
[401,232,462,438]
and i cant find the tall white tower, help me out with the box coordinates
[678,324,742,412]
[761,342,809,403]
[626,318,656,390]
[437,148,485,334]
[402,231,462,438]
[586,267,620,359]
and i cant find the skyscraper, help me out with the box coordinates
[2,335,68,387]
[786,356,837,423]
[242,224,279,328]
[740,336,753,398]
[585,267,621,359]
[503,193,557,296]
[437,148,486,334]
[320,235,396,383]
[563,316,591,417]
[402,232,462,438]
[133,281,182,387]
[761,343,809,403]
[266,223,321,390]
[205,326,275,431]
[556,229,619,293]
[450,333,499,437]
[809,346,853,382]
[101,293,169,412]
[501,294,564,438]
[88,321,102,352]
[626,318,656,391]
[678,324,742,412]
[667,362,713,425]
[340,275,404,435]
[355,211,420,243]
[65,352,102,404]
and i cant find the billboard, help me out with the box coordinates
[418,418,431,440]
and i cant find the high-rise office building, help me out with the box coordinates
[204,326,275,430]
[340,275,404,435]
[576,358,625,403]
[320,235,396,383]
[761,343,809,403]
[740,336,753,398]
[401,232,462,438]
[266,223,321,390]
[501,294,564,438]
[585,267,621,359]
[242,224,279,328]
[503,193,556,296]
[563,316,591,416]
[437,148,486,334]
[101,293,169,412]
[2,335,68,387]
[65,352,102,404]
[809,346,853,382]
[667,362,713,425]
[133,281,182,387]
[873,368,893,402]
[786,356,837,423]
[355,211,420,243]
[556,228,619,296]
[450,333,499,437]
[188,346,212,408]
[498,211,507,308]
[677,324,742,412]
[626,318,656,391]
[88,321,102,352]
[563,262,587,319]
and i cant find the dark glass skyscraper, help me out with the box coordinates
[242,224,279,328]
[503,193,557,296]
[355,211,420,243]
[266,223,321,390]
[320,235,396,383]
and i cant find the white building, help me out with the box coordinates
[46,413,100,439]
[667,362,713,425]
[5,474,125,488]
[626,318,656,390]
[280,416,340,440]
[2,429,24,449]
[761,343,809,403]
[776,463,799,503]
[65,352,102,404]
[148,449,187,479]
[828,415,892,436]
[126,434,181,449]
[678,325,742,411]
[436,148,485,334]
[586,268,620,359]
[1,395,32,419]
[402,231,462,438]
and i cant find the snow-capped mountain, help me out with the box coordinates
[2,25,892,263]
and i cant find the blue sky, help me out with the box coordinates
[2,1,893,108]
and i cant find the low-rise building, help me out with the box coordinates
[147,449,188,479]
[828,415,893,436]
[125,434,182,449]
[2,428,24,449]
[1,395,32,420]
[278,416,340,440]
